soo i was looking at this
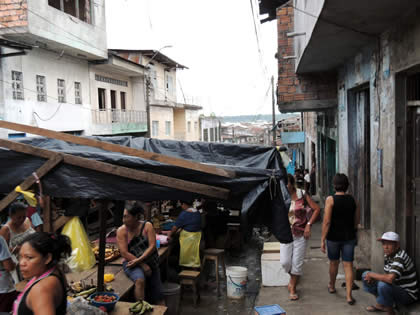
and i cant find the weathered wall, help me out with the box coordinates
[184,109,200,141]
[277,3,337,112]
[336,10,420,271]
[149,105,174,140]
[1,47,90,134]
[0,0,107,59]
[0,0,27,28]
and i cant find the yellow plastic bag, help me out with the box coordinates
[179,230,201,268]
[15,186,37,206]
[61,217,96,271]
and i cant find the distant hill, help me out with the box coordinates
[221,113,298,123]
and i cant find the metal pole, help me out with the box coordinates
[271,75,276,146]
[145,77,151,138]
[97,201,108,292]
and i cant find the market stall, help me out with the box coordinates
[0,121,292,313]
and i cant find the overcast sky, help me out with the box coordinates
[105,0,277,117]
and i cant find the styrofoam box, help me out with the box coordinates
[261,253,290,286]
[263,242,281,253]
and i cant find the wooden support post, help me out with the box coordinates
[43,196,52,233]
[0,139,230,200]
[0,121,236,179]
[97,201,108,292]
[0,154,63,212]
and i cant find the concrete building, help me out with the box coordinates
[200,115,221,142]
[113,50,202,141]
[0,1,150,138]
[269,0,420,275]
[0,0,106,136]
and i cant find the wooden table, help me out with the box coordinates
[110,301,167,315]
[64,246,170,299]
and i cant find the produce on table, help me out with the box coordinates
[104,273,114,283]
[129,300,153,314]
[93,294,117,303]
[91,243,121,262]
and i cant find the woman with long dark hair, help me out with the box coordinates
[116,203,164,305]
[13,232,71,315]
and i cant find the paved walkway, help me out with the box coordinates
[255,222,376,315]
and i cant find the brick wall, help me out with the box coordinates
[0,0,27,28]
[277,3,337,110]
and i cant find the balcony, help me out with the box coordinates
[91,109,147,135]
[295,0,416,73]
[0,0,107,59]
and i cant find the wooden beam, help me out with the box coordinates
[0,121,235,178]
[0,154,63,212]
[0,139,230,200]
[43,196,52,233]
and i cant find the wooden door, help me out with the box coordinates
[348,88,371,228]
[406,107,420,273]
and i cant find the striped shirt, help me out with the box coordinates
[384,249,418,300]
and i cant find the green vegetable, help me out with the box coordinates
[75,287,96,297]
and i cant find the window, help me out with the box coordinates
[203,129,209,142]
[165,121,171,136]
[210,128,215,141]
[98,88,106,110]
[148,65,157,89]
[12,71,24,100]
[166,73,174,95]
[187,121,191,133]
[110,90,116,110]
[74,82,82,104]
[120,92,126,111]
[48,0,91,24]
[36,75,46,102]
[57,79,66,103]
[152,121,159,137]
[194,122,198,133]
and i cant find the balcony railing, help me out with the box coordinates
[92,109,147,125]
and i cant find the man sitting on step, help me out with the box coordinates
[362,232,418,314]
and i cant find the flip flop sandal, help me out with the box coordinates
[328,286,336,294]
[366,305,386,312]
[347,298,356,305]
[289,293,299,301]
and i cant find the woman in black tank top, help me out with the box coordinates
[14,232,71,315]
[320,174,360,306]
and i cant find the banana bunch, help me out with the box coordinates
[129,300,153,314]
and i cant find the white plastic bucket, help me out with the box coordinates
[226,266,248,299]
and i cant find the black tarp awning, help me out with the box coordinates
[0,136,292,243]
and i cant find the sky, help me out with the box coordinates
[105,0,277,117]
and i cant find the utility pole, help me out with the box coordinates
[145,76,151,138]
[271,75,276,146]
[232,127,235,143]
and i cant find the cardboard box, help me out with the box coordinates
[261,253,289,286]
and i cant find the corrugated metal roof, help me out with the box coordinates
[280,131,305,144]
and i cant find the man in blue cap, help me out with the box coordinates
[363,231,418,314]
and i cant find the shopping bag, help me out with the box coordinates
[61,217,96,271]
[179,230,201,268]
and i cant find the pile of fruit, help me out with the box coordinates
[129,300,154,314]
[93,294,117,303]
[91,243,121,262]
[70,280,96,297]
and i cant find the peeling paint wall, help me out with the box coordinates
[337,10,420,272]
